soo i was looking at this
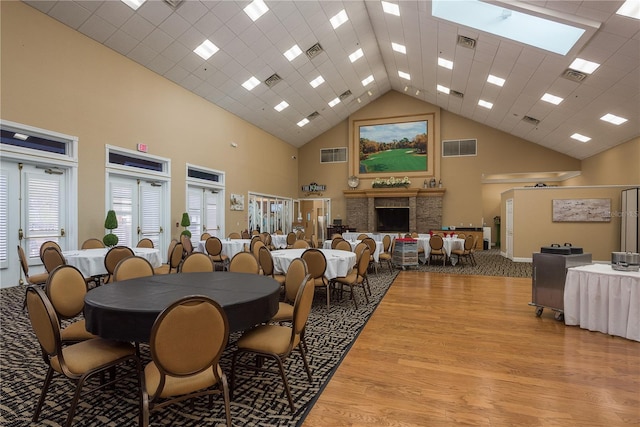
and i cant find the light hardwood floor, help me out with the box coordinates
[303,271,640,426]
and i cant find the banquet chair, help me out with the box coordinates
[25,286,140,427]
[154,241,182,275]
[331,237,346,249]
[263,232,276,250]
[301,248,330,310]
[330,233,343,240]
[469,235,480,265]
[258,246,286,286]
[180,234,193,256]
[241,230,251,239]
[362,237,378,276]
[136,238,154,248]
[378,235,394,271]
[274,229,283,235]
[357,233,369,240]
[310,234,318,249]
[103,246,135,283]
[113,255,154,282]
[296,230,305,241]
[411,232,425,261]
[230,276,314,413]
[286,232,296,248]
[180,252,215,273]
[428,234,446,266]
[39,240,62,262]
[353,241,368,261]
[142,296,231,427]
[81,238,105,249]
[334,239,352,252]
[330,247,370,309]
[45,265,96,344]
[228,252,260,274]
[205,237,229,271]
[42,246,67,274]
[451,235,476,266]
[200,232,212,241]
[228,232,242,239]
[271,258,308,323]
[251,230,260,236]
[292,239,310,249]
[456,233,466,240]
[18,245,49,308]
[251,237,265,261]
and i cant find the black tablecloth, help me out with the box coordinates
[84,272,280,342]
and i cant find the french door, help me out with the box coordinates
[187,186,223,241]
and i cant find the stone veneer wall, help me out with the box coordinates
[344,188,445,233]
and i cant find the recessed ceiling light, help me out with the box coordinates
[392,42,406,54]
[362,75,374,86]
[478,99,493,109]
[242,76,260,91]
[274,101,289,112]
[600,113,628,125]
[297,118,310,127]
[398,71,411,80]
[121,0,145,10]
[244,0,269,22]
[616,0,640,19]
[328,97,341,107]
[571,133,591,142]
[382,1,400,16]
[330,9,349,29]
[415,89,420,96]
[437,84,450,94]
[487,74,505,87]
[284,45,302,61]
[193,39,219,60]
[569,58,600,74]
[309,76,325,88]
[541,93,563,105]
[349,48,364,63]
[438,57,453,69]
[14,133,29,140]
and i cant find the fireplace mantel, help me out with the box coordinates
[343,187,446,198]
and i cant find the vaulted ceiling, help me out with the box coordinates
[24,0,639,160]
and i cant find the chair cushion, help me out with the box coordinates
[271,302,294,322]
[154,264,171,275]
[144,362,223,398]
[61,319,97,342]
[237,325,296,355]
[28,272,49,285]
[51,338,135,375]
[332,271,358,284]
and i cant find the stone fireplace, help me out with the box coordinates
[344,188,445,233]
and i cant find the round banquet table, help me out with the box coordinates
[63,247,162,277]
[270,248,356,280]
[84,272,280,343]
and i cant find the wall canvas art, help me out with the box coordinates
[552,198,611,222]
[230,193,244,211]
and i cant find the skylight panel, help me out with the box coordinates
[569,58,600,74]
[330,10,349,29]
[398,71,411,80]
[242,76,260,91]
[349,48,364,63]
[487,74,505,87]
[600,113,628,125]
[309,76,325,88]
[328,97,341,107]
[297,118,310,127]
[392,43,406,54]
[437,84,450,94]
[194,40,219,60]
[274,101,289,112]
[432,0,587,55]
[616,0,640,19]
[382,1,400,16]
[478,99,493,109]
[571,133,591,142]
[541,93,563,105]
[244,0,269,22]
[121,0,145,11]
[361,75,374,86]
[438,57,453,69]
[284,45,302,61]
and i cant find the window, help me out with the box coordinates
[186,164,225,240]
[442,139,477,157]
[320,147,347,163]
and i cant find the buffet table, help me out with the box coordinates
[564,264,640,342]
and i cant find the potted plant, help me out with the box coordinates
[103,210,119,247]
[180,212,191,238]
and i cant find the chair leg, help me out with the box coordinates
[65,373,90,427]
[33,367,54,423]
[298,343,313,382]
[221,374,232,427]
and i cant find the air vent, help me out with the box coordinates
[305,43,324,60]
[522,115,540,126]
[561,68,587,83]
[339,90,352,101]
[264,73,282,88]
[442,139,477,157]
[163,0,184,9]
[306,111,320,120]
[450,90,464,98]
[457,35,477,49]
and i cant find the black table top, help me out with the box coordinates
[84,272,280,343]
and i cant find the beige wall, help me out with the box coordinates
[565,137,640,186]
[1,2,298,243]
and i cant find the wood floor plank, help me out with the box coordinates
[302,271,640,426]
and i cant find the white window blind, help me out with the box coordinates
[140,183,162,248]
[187,187,202,242]
[25,172,61,258]
[205,191,218,234]
[0,171,7,266]
[110,181,134,248]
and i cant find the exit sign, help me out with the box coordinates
[137,143,148,152]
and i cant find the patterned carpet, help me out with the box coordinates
[0,249,529,426]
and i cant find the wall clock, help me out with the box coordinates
[347,175,359,189]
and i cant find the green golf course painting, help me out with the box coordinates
[358,119,428,174]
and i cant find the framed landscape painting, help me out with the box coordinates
[353,113,434,178]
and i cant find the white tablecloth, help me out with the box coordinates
[270,234,289,249]
[63,247,162,277]
[322,239,383,262]
[270,248,356,280]
[564,263,640,342]
[196,239,251,258]
[416,237,465,258]
[342,232,397,242]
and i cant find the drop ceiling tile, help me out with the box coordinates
[143,27,174,52]
[159,11,191,39]
[176,0,209,25]
[147,53,175,75]
[193,12,224,37]
[23,1,55,14]
[164,64,190,84]
[48,1,91,29]
[104,30,138,56]
[79,14,117,43]
[121,14,155,42]
[95,1,133,28]
[128,43,158,66]
[137,0,173,26]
